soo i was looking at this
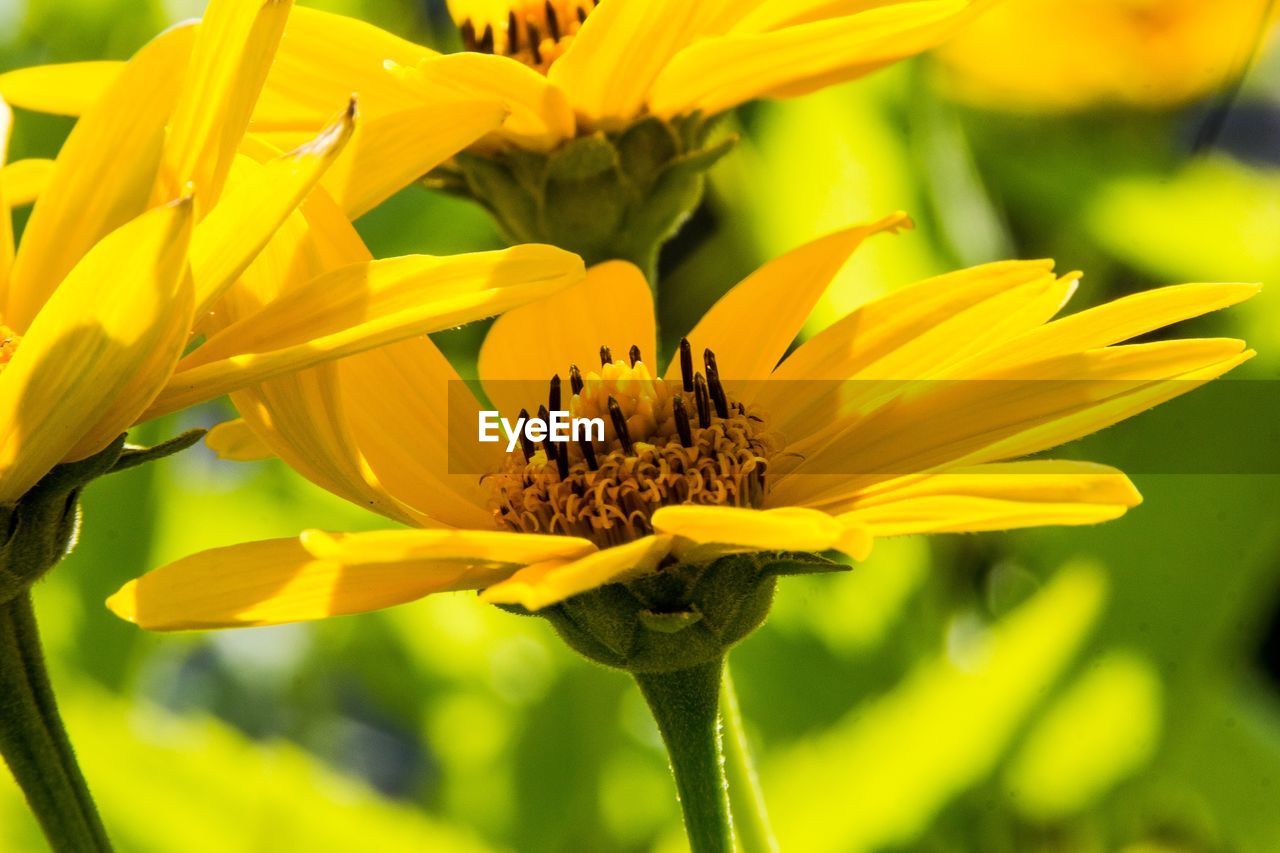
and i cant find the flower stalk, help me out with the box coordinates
[633,659,734,853]
[0,429,201,851]
[0,593,111,852]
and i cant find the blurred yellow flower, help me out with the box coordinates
[108,213,1255,629]
[0,0,584,506]
[937,0,1279,111]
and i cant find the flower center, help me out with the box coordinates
[485,339,776,548]
[0,321,19,374]
[450,0,598,73]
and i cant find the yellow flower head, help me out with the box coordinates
[0,0,584,506]
[937,0,1278,112]
[5,0,992,155]
[107,213,1256,630]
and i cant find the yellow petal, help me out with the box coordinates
[157,0,292,208]
[205,418,274,461]
[403,53,575,152]
[0,159,55,207]
[0,61,121,115]
[5,24,195,330]
[212,182,418,527]
[768,270,1078,451]
[337,339,503,529]
[479,535,673,610]
[0,200,194,502]
[107,536,515,631]
[188,103,356,316]
[733,0,925,32]
[826,461,1142,532]
[548,0,705,130]
[979,282,1262,374]
[480,260,655,416]
[649,0,973,118]
[0,99,13,295]
[669,214,909,392]
[651,505,871,559]
[254,6,436,131]
[147,245,584,418]
[771,340,1250,507]
[302,527,598,565]
[318,96,507,219]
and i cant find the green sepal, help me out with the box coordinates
[506,549,830,674]
[429,114,735,279]
[109,429,206,474]
[0,435,125,606]
[0,428,206,604]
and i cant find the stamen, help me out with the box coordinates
[555,439,570,480]
[704,349,729,419]
[693,373,711,428]
[544,0,560,40]
[679,337,694,392]
[507,10,520,50]
[579,436,599,471]
[570,364,584,395]
[549,373,562,414]
[538,405,557,460]
[517,408,536,460]
[629,344,642,367]
[600,345,612,366]
[672,396,693,448]
[452,0,596,73]
[607,397,633,454]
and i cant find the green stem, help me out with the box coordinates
[721,666,779,853]
[0,593,111,852]
[633,660,734,853]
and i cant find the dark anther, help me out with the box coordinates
[460,20,477,51]
[528,24,543,63]
[607,397,634,454]
[549,374,562,414]
[538,405,557,460]
[672,396,694,448]
[629,344,642,367]
[579,437,599,470]
[693,374,712,429]
[478,24,495,53]
[600,345,613,366]
[569,364,584,395]
[545,1,561,40]
[679,337,694,392]
[704,351,729,418]
[507,11,520,51]
[517,408,535,460]
[577,6,588,22]
[555,441,570,480]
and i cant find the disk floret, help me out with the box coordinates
[486,339,777,548]
[455,0,598,72]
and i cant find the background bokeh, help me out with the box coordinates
[4,1,1280,850]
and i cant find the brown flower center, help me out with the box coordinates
[485,339,776,548]
[453,0,598,73]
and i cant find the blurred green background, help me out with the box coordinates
[4,1,1280,850]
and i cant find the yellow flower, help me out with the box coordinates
[937,0,1278,111]
[0,0,584,506]
[7,0,994,155]
[107,213,1256,630]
